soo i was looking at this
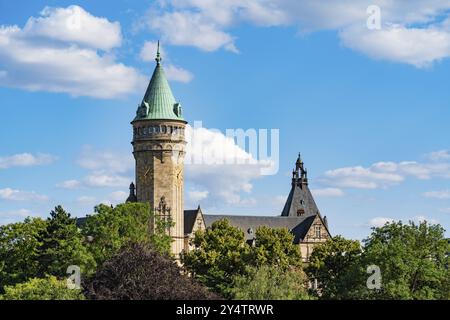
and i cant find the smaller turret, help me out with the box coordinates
[292,153,308,187]
[126,182,137,203]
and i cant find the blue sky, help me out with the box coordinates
[1,0,450,240]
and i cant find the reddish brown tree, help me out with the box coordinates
[86,243,219,300]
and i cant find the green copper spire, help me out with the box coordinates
[155,40,161,65]
[133,42,185,122]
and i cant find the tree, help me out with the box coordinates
[251,226,302,269]
[306,236,362,299]
[0,217,47,291]
[81,202,172,266]
[0,276,84,300]
[86,243,218,300]
[37,206,95,278]
[230,265,311,300]
[359,221,449,300]
[182,219,306,298]
[181,219,250,296]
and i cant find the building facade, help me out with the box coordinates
[128,45,331,260]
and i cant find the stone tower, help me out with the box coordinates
[130,42,187,257]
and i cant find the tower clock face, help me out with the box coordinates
[141,165,152,183]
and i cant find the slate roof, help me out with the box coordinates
[202,214,316,243]
[281,154,320,217]
[184,209,200,234]
[281,184,320,217]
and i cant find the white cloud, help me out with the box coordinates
[414,215,439,224]
[109,190,128,202]
[99,199,113,206]
[77,145,133,174]
[147,10,238,52]
[140,41,166,61]
[321,155,450,190]
[0,188,48,202]
[340,24,450,68]
[184,125,271,206]
[0,6,144,98]
[428,150,450,161]
[83,173,131,188]
[188,190,209,203]
[0,153,57,169]
[321,165,404,189]
[139,41,194,83]
[164,64,194,83]
[57,179,81,189]
[423,190,450,199]
[311,188,345,197]
[369,217,395,227]
[23,6,122,51]
[0,209,35,224]
[61,146,133,189]
[143,1,450,67]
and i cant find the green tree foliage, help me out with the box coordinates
[182,219,249,296]
[230,265,311,300]
[359,221,449,300]
[0,217,47,290]
[86,243,218,300]
[251,226,302,269]
[81,202,172,266]
[307,222,449,300]
[306,236,362,299]
[0,276,84,300]
[37,206,95,278]
[182,219,304,297]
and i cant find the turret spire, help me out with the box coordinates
[126,182,137,203]
[281,153,320,217]
[155,40,161,65]
[133,40,185,122]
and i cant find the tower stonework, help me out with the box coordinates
[130,43,187,257]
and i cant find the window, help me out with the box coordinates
[315,226,321,238]
[297,209,305,216]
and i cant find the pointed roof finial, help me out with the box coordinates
[155,40,161,65]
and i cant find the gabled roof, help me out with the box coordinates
[202,214,315,243]
[133,42,185,122]
[281,184,320,217]
[184,207,204,234]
